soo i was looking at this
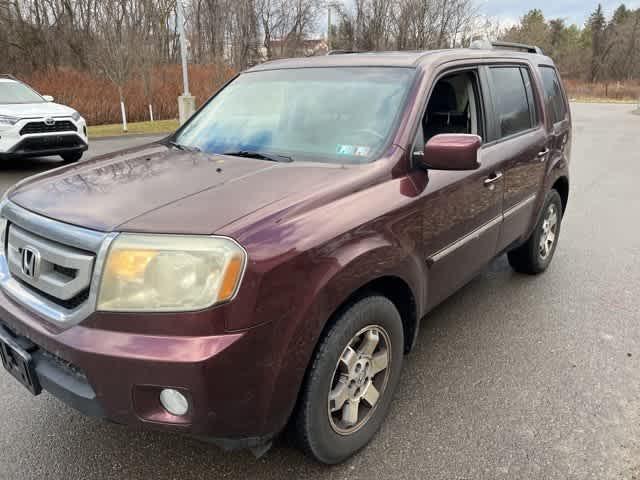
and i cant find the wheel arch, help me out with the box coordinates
[320,275,419,355]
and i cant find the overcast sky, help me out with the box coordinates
[481,0,640,27]
[338,1,639,28]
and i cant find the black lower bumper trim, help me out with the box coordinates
[0,323,104,418]
[33,350,105,418]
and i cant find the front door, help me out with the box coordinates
[412,68,504,310]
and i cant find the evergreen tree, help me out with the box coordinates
[588,4,608,81]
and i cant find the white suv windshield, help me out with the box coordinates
[174,67,415,164]
[0,81,44,104]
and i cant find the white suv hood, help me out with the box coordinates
[0,102,76,118]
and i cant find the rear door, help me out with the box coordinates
[539,65,572,173]
[482,64,549,252]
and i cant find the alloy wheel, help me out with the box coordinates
[327,325,392,435]
[539,203,559,260]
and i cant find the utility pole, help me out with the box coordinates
[177,0,195,124]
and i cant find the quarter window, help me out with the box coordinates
[540,66,567,124]
[489,67,534,138]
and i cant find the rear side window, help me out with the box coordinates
[489,67,534,138]
[540,66,567,124]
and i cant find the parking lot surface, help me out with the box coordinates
[0,104,639,479]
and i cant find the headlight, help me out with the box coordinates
[97,234,247,312]
[71,111,82,122]
[0,189,10,251]
[0,115,19,126]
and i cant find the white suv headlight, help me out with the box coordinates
[0,115,19,127]
[71,111,82,122]
[97,234,247,312]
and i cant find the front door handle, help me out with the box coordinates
[538,148,550,160]
[484,171,503,190]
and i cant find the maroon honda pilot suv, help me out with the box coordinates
[0,42,570,464]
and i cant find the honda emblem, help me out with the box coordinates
[21,247,40,279]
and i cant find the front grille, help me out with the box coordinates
[0,201,110,326]
[6,225,95,306]
[20,120,76,136]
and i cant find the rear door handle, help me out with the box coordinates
[484,171,503,189]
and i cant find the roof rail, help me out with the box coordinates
[470,39,544,55]
[0,74,17,80]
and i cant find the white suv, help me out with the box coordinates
[0,75,88,162]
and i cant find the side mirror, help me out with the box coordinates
[420,134,481,171]
[42,95,54,102]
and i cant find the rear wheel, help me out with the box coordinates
[294,296,404,464]
[61,151,83,162]
[508,189,563,274]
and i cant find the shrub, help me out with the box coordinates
[564,79,640,101]
[20,64,236,126]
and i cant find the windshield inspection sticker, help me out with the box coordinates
[337,144,356,156]
[354,146,371,157]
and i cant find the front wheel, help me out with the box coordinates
[294,296,404,464]
[508,189,563,274]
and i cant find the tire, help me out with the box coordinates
[61,152,83,162]
[294,295,404,464]
[508,189,563,275]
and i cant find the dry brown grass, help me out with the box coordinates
[19,64,236,126]
[564,79,640,102]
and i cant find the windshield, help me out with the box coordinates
[174,67,415,164]
[0,81,45,104]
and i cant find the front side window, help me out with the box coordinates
[489,67,534,138]
[174,67,415,164]
[540,66,567,124]
[413,70,484,157]
[0,81,45,104]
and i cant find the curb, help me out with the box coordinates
[90,132,172,142]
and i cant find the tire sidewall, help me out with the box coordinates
[303,296,404,464]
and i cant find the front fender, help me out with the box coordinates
[259,232,426,435]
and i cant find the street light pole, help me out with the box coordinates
[176,0,195,124]
[177,0,190,96]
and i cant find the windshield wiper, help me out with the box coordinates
[168,140,200,153]
[223,150,293,163]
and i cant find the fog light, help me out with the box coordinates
[159,389,189,416]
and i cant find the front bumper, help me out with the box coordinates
[0,136,88,160]
[0,117,88,160]
[0,287,284,447]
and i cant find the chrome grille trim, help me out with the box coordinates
[2,202,105,252]
[0,201,117,327]
[7,225,95,301]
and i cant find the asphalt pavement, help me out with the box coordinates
[0,104,639,479]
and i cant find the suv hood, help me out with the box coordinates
[0,102,76,118]
[8,143,350,234]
